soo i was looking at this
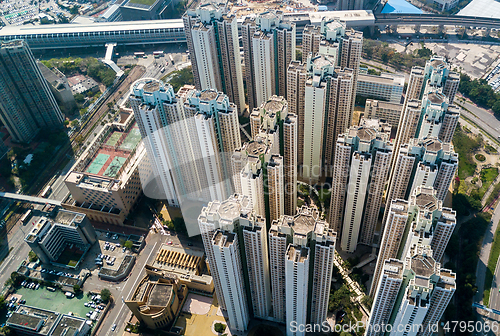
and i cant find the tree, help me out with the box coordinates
[73,284,81,293]
[28,250,38,262]
[214,323,226,333]
[124,240,134,250]
[100,288,111,303]
[296,49,303,61]
[69,5,79,14]
[328,285,353,312]
[361,295,373,309]
[70,120,79,128]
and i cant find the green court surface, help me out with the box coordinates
[105,131,122,147]
[119,128,141,151]
[104,156,126,177]
[86,153,110,175]
[15,287,90,318]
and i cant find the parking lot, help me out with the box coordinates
[5,285,104,321]
[80,231,136,275]
[0,0,71,26]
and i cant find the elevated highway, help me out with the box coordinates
[373,13,500,28]
[0,12,499,50]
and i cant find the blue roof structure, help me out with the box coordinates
[381,0,423,14]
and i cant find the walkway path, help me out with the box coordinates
[475,209,500,304]
[333,251,370,321]
[0,192,61,206]
[483,174,500,207]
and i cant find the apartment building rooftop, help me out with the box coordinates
[439,208,457,223]
[427,92,446,105]
[287,245,309,263]
[411,253,437,278]
[384,259,405,279]
[263,98,285,114]
[421,137,443,152]
[213,230,236,247]
[284,206,324,236]
[199,89,218,101]
[390,199,409,214]
[411,66,425,75]
[246,140,268,156]
[437,270,456,290]
[412,187,439,212]
[312,55,333,68]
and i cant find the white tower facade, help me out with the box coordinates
[211,230,250,331]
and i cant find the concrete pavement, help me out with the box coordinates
[475,209,500,305]
[475,206,500,335]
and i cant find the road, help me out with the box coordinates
[95,233,162,336]
[457,98,500,142]
[475,210,500,305]
[475,205,500,335]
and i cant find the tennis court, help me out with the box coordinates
[86,153,110,175]
[103,156,127,177]
[119,127,141,151]
[106,131,122,147]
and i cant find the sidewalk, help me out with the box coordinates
[475,214,500,304]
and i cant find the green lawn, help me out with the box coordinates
[127,0,157,5]
[486,145,498,153]
[483,221,500,306]
[452,124,482,179]
[162,67,194,92]
[478,167,499,199]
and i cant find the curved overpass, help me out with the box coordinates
[373,13,500,28]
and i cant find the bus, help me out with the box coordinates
[134,52,145,58]
[20,209,32,225]
[40,185,52,198]
[169,54,174,65]
[153,51,164,58]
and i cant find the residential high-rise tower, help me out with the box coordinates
[242,11,296,111]
[328,119,393,252]
[0,40,64,143]
[183,3,245,113]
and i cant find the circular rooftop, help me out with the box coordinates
[199,89,218,101]
[132,78,162,93]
